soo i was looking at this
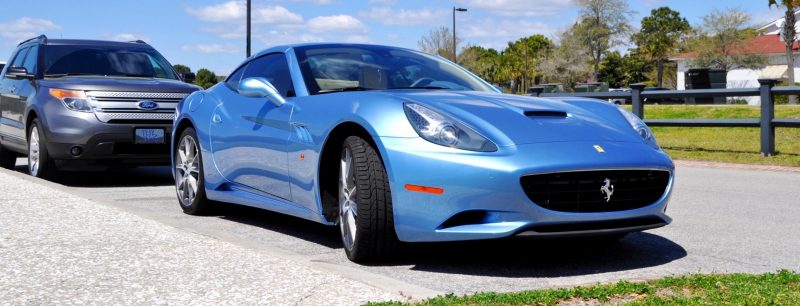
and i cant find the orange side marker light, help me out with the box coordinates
[404,184,444,195]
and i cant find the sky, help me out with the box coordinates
[0,0,786,76]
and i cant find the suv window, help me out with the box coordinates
[225,64,247,91]
[21,45,38,74]
[42,45,179,79]
[10,47,29,68]
[241,53,295,97]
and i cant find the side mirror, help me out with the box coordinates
[182,72,196,83]
[7,66,33,80]
[238,77,286,107]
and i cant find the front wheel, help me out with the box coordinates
[339,136,398,262]
[175,127,215,215]
[28,119,58,179]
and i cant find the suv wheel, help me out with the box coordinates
[28,119,57,179]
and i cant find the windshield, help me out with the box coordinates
[294,45,496,95]
[42,45,179,80]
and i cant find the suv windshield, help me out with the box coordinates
[42,45,179,80]
[294,45,496,95]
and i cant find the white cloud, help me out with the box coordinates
[0,17,61,43]
[345,35,371,43]
[461,19,558,50]
[455,0,574,17]
[182,43,241,53]
[360,7,447,26]
[187,1,303,24]
[110,33,150,42]
[307,15,367,34]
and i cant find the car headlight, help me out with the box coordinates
[618,107,658,147]
[403,102,497,152]
[49,88,93,112]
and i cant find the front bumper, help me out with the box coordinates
[40,100,172,167]
[378,137,674,242]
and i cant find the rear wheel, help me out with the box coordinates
[175,127,214,215]
[28,119,58,179]
[339,136,398,262]
[0,144,16,169]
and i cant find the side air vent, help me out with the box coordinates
[525,110,568,118]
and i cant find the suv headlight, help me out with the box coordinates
[618,107,658,147]
[403,102,497,152]
[49,88,93,112]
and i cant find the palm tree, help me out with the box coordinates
[769,0,799,104]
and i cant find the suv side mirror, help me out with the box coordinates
[182,72,196,83]
[7,66,33,80]
[238,77,286,107]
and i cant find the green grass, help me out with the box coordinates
[369,270,800,306]
[628,105,800,167]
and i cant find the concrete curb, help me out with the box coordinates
[0,167,443,302]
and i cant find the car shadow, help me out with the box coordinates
[54,166,174,188]
[389,232,687,277]
[216,204,685,277]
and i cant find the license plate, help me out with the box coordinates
[134,128,165,144]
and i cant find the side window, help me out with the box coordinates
[21,45,38,74]
[225,64,247,91]
[241,53,295,97]
[11,47,29,68]
[3,48,28,78]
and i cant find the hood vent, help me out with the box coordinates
[525,110,568,118]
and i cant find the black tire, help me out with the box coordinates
[338,135,398,262]
[175,127,215,215]
[0,143,16,169]
[27,119,58,179]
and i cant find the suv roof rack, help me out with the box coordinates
[18,34,47,46]
[130,40,149,45]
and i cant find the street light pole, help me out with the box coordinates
[246,0,251,58]
[452,7,467,63]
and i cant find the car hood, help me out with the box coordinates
[38,76,201,93]
[380,90,641,146]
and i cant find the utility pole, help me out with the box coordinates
[246,0,251,58]
[452,7,467,63]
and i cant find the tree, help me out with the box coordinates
[632,7,691,87]
[418,26,463,60]
[573,0,634,81]
[459,45,501,83]
[195,68,217,89]
[538,29,592,90]
[688,8,766,71]
[599,50,653,88]
[502,35,552,93]
[769,0,799,104]
[173,64,191,75]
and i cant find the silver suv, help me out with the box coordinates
[0,35,200,179]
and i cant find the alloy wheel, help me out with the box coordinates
[176,135,200,206]
[339,147,358,251]
[28,126,40,176]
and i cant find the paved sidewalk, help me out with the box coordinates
[0,171,403,305]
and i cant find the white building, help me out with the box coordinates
[671,15,800,105]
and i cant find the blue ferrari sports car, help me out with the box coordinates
[172,43,674,262]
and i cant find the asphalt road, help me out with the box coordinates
[7,158,800,297]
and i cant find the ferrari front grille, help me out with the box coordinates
[520,170,670,213]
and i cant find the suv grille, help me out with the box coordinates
[520,170,670,213]
[86,91,188,123]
